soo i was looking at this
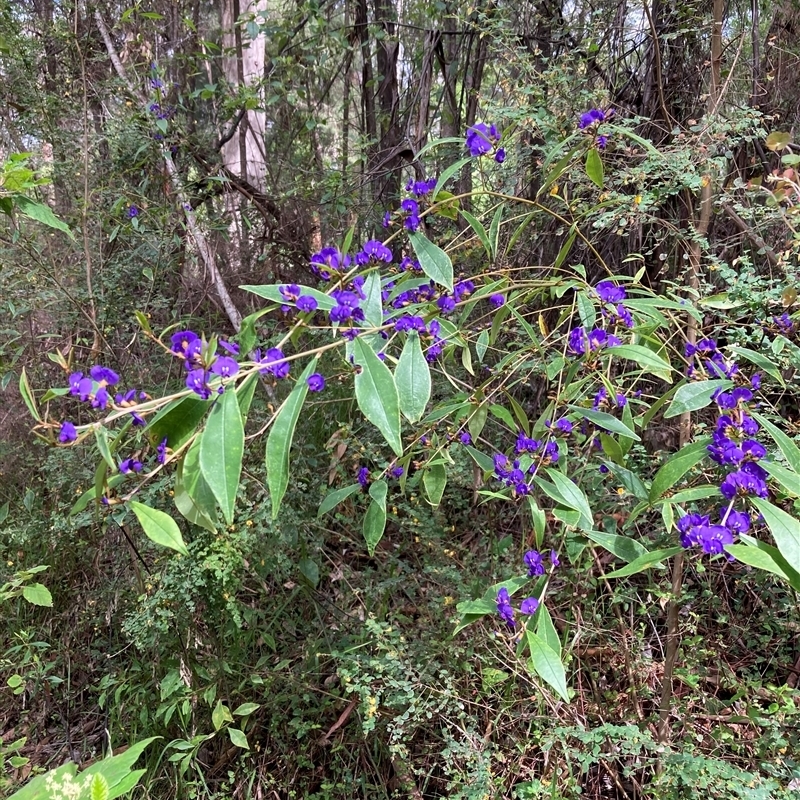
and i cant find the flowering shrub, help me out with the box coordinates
[21,112,800,706]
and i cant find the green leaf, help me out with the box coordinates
[664,380,732,418]
[460,210,492,260]
[408,231,453,292]
[433,155,472,198]
[567,406,640,441]
[602,461,649,500]
[240,283,336,312]
[730,347,785,386]
[353,337,402,455]
[228,727,249,749]
[299,557,319,587]
[212,700,230,731]
[750,498,800,574]
[181,436,218,520]
[576,292,596,330]
[464,444,494,473]
[18,367,40,421]
[200,389,244,526]
[423,462,447,506]
[129,502,189,556]
[21,583,53,607]
[585,147,604,188]
[266,359,316,519]
[395,332,431,423]
[476,330,489,363]
[488,205,503,261]
[536,605,561,657]
[147,396,209,450]
[232,702,260,716]
[585,531,649,563]
[15,195,74,238]
[527,630,569,701]
[763,461,800,496]
[318,483,362,517]
[753,412,800,474]
[90,773,110,800]
[541,468,593,531]
[363,479,388,556]
[236,372,258,424]
[94,427,117,471]
[0,501,8,524]
[725,543,800,591]
[604,547,682,578]
[174,457,216,532]
[361,270,383,328]
[664,485,720,504]
[607,345,673,383]
[648,438,710,503]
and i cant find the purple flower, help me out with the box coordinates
[170,330,199,355]
[357,466,370,487]
[211,356,239,378]
[357,239,393,264]
[593,386,608,409]
[296,295,318,313]
[382,211,392,228]
[578,108,607,129]
[219,340,239,355]
[90,365,120,386]
[568,327,587,355]
[307,373,325,392]
[615,304,634,328]
[186,369,212,399]
[720,469,769,500]
[91,387,109,409]
[119,458,143,474]
[554,418,573,434]
[388,466,404,479]
[395,315,427,333]
[596,135,609,149]
[494,148,506,164]
[279,284,301,303]
[524,550,545,577]
[543,441,560,463]
[489,293,505,308]
[550,550,560,567]
[257,347,290,379]
[311,247,349,281]
[127,205,139,218]
[516,433,540,454]
[466,123,500,157]
[157,437,168,464]
[459,432,472,444]
[58,421,77,443]
[437,295,456,314]
[405,178,437,197]
[751,374,762,390]
[496,587,515,628]
[520,596,540,615]
[595,281,626,304]
[722,508,750,534]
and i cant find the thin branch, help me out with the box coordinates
[94,10,243,332]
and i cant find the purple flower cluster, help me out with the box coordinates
[465,123,505,163]
[401,198,422,232]
[495,551,559,629]
[578,108,612,147]
[568,326,621,356]
[279,284,319,314]
[492,435,561,495]
[169,330,244,399]
[356,239,393,266]
[595,281,634,329]
[678,369,767,558]
[685,338,737,380]
[311,247,350,281]
[68,365,120,411]
[405,177,437,197]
